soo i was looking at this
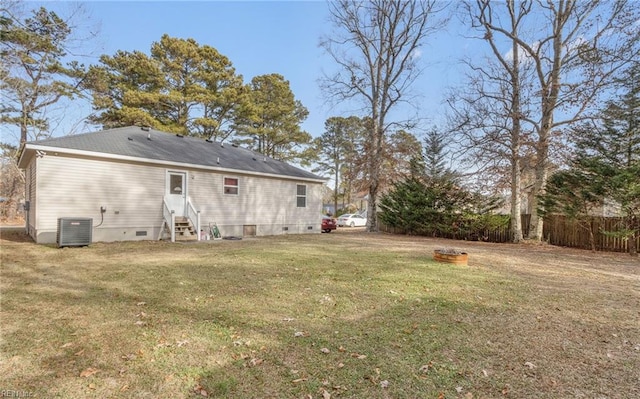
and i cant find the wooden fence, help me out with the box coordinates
[543,214,639,253]
[378,214,639,254]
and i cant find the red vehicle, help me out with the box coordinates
[321,215,337,233]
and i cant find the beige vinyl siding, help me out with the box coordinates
[35,154,165,242]
[29,151,324,243]
[26,161,37,238]
[190,172,323,236]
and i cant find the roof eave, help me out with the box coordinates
[20,144,327,183]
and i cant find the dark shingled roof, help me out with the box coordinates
[24,126,324,181]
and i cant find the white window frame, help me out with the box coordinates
[296,184,307,208]
[223,176,239,195]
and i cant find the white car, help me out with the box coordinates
[337,213,367,227]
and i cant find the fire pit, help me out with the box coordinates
[433,248,468,266]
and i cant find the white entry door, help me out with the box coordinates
[166,171,187,217]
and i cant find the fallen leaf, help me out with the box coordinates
[294,331,309,337]
[465,393,474,399]
[80,367,99,378]
[320,347,330,354]
[120,384,129,392]
[61,342,73,348]
[337,362,345,369]
[482,369,488,377]
[193,384,208,397]
[88,383,96,390]
[351,353,367,359]
[322,389,331,399]
[292,378,308,384]
[249,358,264,366]
[524,361,536,369]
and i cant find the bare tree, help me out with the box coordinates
[320,0,447,232]
[472,0,640,240]
[449,0,536,243]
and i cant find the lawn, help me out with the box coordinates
[1,229,639,398]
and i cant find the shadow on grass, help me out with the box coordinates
[2,238,638,398]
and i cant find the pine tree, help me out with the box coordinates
[86,35,249,140]
[544,64,640,255]
[238,74,311,162]
[1,6,86,144]
[311,116,365,215]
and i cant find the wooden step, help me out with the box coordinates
[174,217,196,241]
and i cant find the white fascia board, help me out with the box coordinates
[23,144,328,183]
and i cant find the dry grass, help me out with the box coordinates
[1,228,639,398]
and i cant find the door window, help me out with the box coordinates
[169,174,183,195]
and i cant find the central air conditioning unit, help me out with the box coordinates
[57,218,93,247]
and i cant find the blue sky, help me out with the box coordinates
[24,1,476,141]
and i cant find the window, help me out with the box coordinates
[169,174,183,195]
[296,184,307,207]
[224,177,239,195]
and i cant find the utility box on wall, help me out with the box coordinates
[57,218,93,247]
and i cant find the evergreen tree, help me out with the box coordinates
[1,6,86,144]
[86,50,163,129]
[311,116,365,215]
[583,65,640,256]
[543,64,640,255]
[87,35,249,140]
[541,168,605,251]
[423,127,449,180]
[379,126,505,238]
[238,74,311,162]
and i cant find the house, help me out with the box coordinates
[17,126,326,244]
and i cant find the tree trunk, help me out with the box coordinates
[366,119,382,233]
[332,167,339,216]
[527,155,548,241]
[527,3,565,241]
[628,216,638,257]
[509,13,523,244]
[510,157,523,242]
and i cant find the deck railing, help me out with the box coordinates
[186,197,201,241]
[162,197,176,242]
